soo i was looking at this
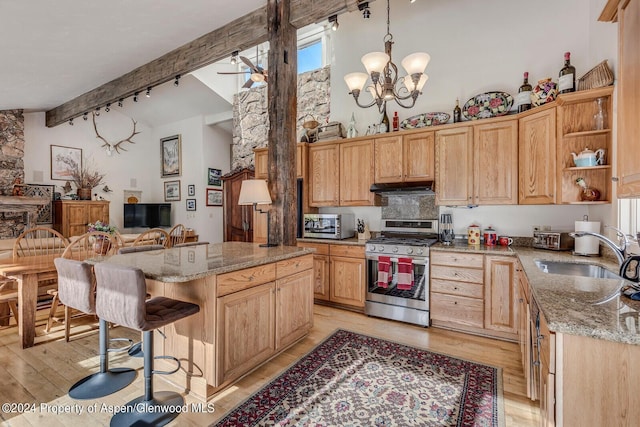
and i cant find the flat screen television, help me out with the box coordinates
[123,203,171,228]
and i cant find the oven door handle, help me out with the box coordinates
[366,255,428,266]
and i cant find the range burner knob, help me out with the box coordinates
[406,248,413,254]
[416,248,423,255]
[392,246,398,253]
[377,246,385,252]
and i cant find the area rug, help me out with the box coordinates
[215,329,504,426]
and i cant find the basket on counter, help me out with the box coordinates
[577,60,614,91]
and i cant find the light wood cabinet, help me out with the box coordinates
[556,86,614,204]
[518,106,557,204]
[53,200,109,238]
[430,251,517,341]
[309,142,340,206]
[602,0,640,197]
[254,143,307,180]
[474,121,518,205]
[435,127,474,206]
[516,264,536,400]
[374,131,435,183]
[435,121,517,206]
[339,139,374,206]
[484,255,517,338]
[298,242,365,309]
[275,269,314,349]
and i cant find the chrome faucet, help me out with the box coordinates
[569,225,634,267]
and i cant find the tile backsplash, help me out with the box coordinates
[381,194,438,220]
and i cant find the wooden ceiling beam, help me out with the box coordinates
[45,0,373,127]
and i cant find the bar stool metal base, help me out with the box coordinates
[128,341,143,358]
[69,368,136,400]
[109,391,184,427]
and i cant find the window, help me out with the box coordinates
[619,198,640,236]
[298,40,322,73]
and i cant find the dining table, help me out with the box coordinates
[0,254,66,348]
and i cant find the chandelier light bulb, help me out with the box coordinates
[401,52,431,75]
[361,52,389,76]
[344,72,369,92]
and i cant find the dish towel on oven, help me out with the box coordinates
[397,257,414,290]
[377,256,391,288]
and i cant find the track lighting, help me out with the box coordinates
[133,92,139,102]
[230,50,239,65]
[358,1,371,18]
[329,15,339,31]
[83,112,88,121]
[69,118,74,126]
[105,103,111,112]
[146,87,151,97]
[118,98,124,107]
[174,75,181,86]
[95,107,100,116]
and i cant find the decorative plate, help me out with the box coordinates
[462,91,513,120]
[531,78,558,107]
[400,112,450,129]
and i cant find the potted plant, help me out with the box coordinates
[87,221,117,254]
[61,157,106,200]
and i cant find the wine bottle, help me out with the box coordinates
[381,108,390,133]
[392,111,399,131]
[517,72,533,112]
[453,99,461,123]
[559,52,576,94]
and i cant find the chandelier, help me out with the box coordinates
[344,0,430,113]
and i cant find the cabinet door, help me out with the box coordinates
[435,127,473,206]
[617,0,640,197]
[404,131,435,182]
[484,256,517,337]
[88,203,109,224]
[254,148,268,180]
[374,136,403,183]
[311,254,330,301]
[474,120,518,205]
[276,269,314,349]
[68,204,89,237]
[340,140,374,206]
[216,283,275,384]
[309,143,340,207]
[518,108,556,204]
[330,256,365,308]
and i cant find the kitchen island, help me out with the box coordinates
[99,242,315,401]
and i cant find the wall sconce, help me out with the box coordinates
[238,179,277,247]
[329,14,339,31]
[358,1,371,18]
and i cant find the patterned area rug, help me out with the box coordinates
[215,329,504,426]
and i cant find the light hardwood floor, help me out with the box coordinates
[0,305,539,426]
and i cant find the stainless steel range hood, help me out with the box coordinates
[370,181,435,195]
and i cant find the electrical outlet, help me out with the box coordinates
[533,225,541,233]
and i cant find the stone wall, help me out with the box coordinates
[0,109,26,237]
[231,66,331,170]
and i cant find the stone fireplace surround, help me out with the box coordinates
[0,109,28,238]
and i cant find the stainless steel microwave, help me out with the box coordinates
[303,213,356,240]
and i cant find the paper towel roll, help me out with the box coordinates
[574,220,600,255]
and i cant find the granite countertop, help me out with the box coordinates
[94,242,314,283]
[297,237,366,246]
[433,242,640,345]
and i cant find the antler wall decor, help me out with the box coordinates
[92,112,140,155]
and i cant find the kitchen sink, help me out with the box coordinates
[534,260,621,279]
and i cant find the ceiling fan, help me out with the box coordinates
[218,46,268,88]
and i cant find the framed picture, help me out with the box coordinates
[50,145,82,181]
[187,184,195,196]
[164,180,181,201]
[161,135,182,177]
[186,198,196,211]
[207,168,222,187]
[206,188,223,206]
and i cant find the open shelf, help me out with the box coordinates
[564,129,611,138]
[564,201,610,205]
[563,165,611,171]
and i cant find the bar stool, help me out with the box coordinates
[94,262,200,426]
[54,258,136,399]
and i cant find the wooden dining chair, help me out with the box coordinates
[0,278,19,325]
[47,231,121,340]
[167,224,186,248]
[132,228,170,247]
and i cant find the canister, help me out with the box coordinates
[467,225,481,245]
[483,227,497,246]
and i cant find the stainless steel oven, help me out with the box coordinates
[364,219,438,327]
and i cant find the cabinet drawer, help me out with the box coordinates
[431,278,483,299]
[430,293,484,328]
[329,244,365,258]
[538,310,555,374]
[217,263,277,297]
[276,255,313,278]
[431,251,484,268]
[297,242,329,256]
[431,265,484,284]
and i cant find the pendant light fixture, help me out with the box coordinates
[344,0,430,113]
